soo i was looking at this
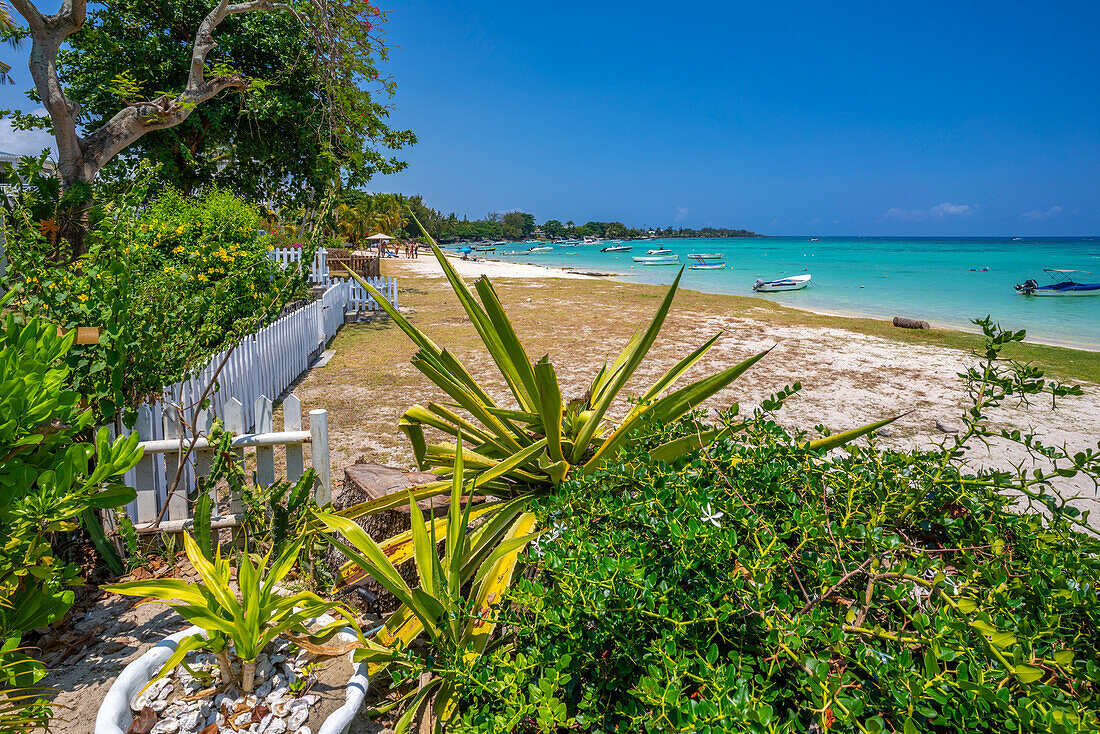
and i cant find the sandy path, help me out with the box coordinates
[387,252,607,279]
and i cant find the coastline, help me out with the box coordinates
[392,250,1100,354]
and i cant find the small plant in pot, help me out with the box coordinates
[99,533,364,734]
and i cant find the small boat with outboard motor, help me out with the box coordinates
[688,255,725,270]
[529,246,553,253]
[1015,269,1100,297]
[633,254,681,266]
[601,244,632,253]
[646,248,673,256]
[753,274,811,292]
[688,252,723,261]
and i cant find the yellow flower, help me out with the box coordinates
[77,294,88,302]
[196,273,208,282]
[173,246,185,254]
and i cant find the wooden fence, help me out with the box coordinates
[117,275,394,528]
[270,246,397,311]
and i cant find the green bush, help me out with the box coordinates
[0,311,141,697]
[449,326,1100,733]
[1,158,302,424]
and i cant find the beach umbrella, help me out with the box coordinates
[366,233,394,241]
[459,246,473,253]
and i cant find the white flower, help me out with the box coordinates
[701,503,724,528]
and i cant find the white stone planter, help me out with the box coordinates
[94,619,368,734]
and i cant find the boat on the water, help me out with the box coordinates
[633,255,679,263]
[473,245,496,252]
[753,274,811,292]
[688,255,724,270]
[688,252,723,260]
[601,245,632,253]
[1015,269,1100,297]
[529,246,553,253]
[640,258,681,266]
[646,248,673,255]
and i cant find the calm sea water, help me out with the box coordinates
[460,237,1100,349]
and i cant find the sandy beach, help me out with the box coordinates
[293,256,1100,525]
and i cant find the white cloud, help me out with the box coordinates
[807,217,822,226]
[673,206,689,223]
[0,108,56,158]
[883,202,976,222]
[1020,205,1064,221]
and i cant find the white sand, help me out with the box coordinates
[388,253,608,280]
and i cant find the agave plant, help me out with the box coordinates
[316,439,537,732]
[105,534,359,693]
[352,236,893,497]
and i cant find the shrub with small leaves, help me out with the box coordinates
[451,321,1100,733]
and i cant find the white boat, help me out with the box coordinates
[641,259,681,266]
[601,245,632,253]
[633,254,679,263]
[529,246,553,253]
[688,252,723,260]
[753,274,811,292]
[646,248,673,255]
[688,255,724,270]
[582,237,601,246]
[1015,269,1100,297]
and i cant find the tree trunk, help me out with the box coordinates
[57,175,93,260]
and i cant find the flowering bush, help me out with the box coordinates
[134,187,280,349]
[1,159,301,424]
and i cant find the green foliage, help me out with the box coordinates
[500,211,536,240]
[51,0,415,203]
[447,324,1100,733]
[105,533,359,693]
[0,310,141,704]
[316,441,538,731]
[1,161,301,425]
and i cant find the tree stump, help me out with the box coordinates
[892,316,930,330]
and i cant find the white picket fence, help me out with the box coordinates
[118,274,396,529]
[124,394,329,533]
[270,246,398,311]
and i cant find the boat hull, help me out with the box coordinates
[753,274,811,292]
[601,246,633,252]
[689,264,725,270]
[688,253,724,260]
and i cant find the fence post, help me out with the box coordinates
[224,398,246,524]
[255,395,275,488]
[162,405,189,522]
[309,409,331,505]
[284,394,304,482]
[133,406,158,524]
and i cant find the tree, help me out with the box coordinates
[6,0,409,257]
[52,0,414,204]
[501,210,534,240]
[541,219,566,238]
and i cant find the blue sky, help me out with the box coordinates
[2,0,1098,235]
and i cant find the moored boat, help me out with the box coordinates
[646,248,673,255]
[601,245,632,253]
[753,274,811,292]
[688,255,724,270]
[633,254,678,262]
[1015,269,1100,296]
[688,252,723,260]
[529,246,553,253]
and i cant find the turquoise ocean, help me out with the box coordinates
[456,237,1100,350]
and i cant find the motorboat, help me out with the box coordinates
[688,252,723,260]
[688,255,724,270]
[633,254,679,263]
[753,274,811,292]
[601,245,632,253]
[473,244,497,252]
[646,248,673,255]
[582,237,601,246]
[529,246,553,253]
[1015,269,1100,297]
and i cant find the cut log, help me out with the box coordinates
[892,316,930,330]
